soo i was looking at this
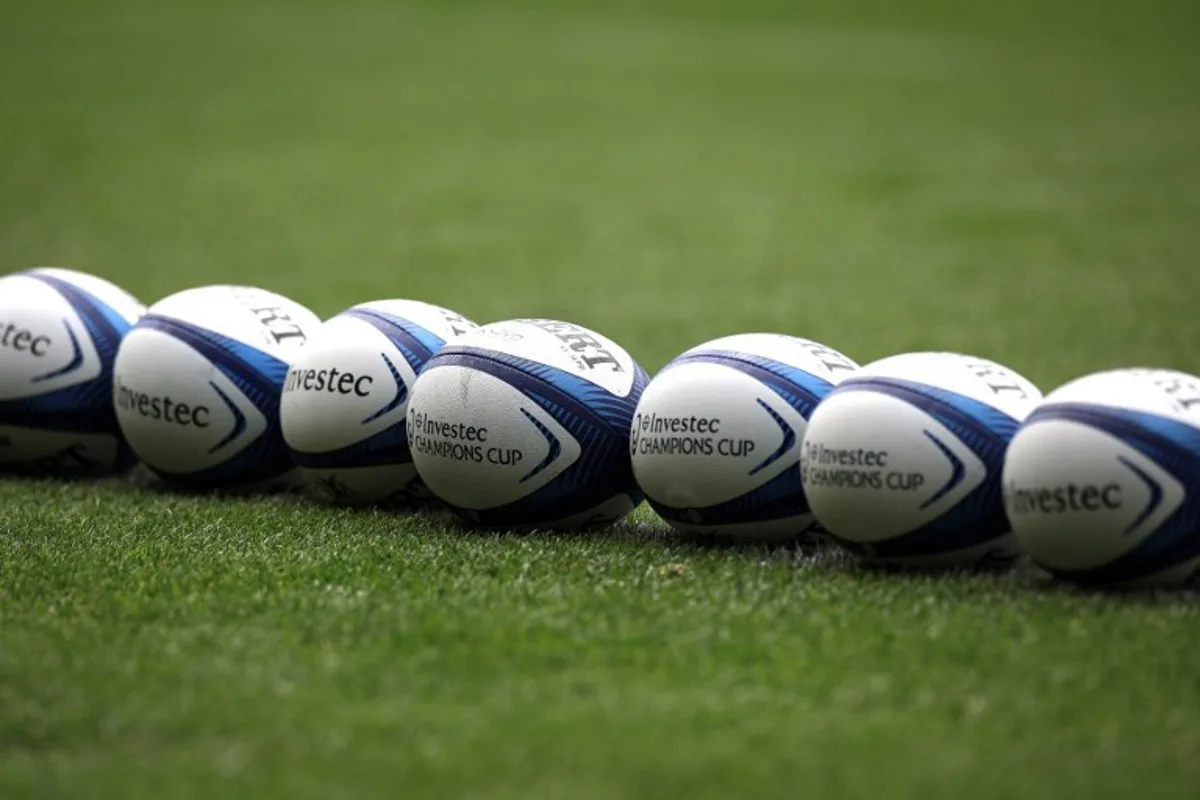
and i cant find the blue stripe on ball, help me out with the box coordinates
[821,377,1019,560]
[285,309,448,472]
[640,350,834,534]
[1022,403,1200,585]
[0,273,134,438]
[135,315,293,488]
[424,348,645,527]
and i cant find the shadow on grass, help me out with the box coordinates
[1022,568,1200,604]
[18,466,1200,603]
[0,462,137,485]
[820,541,1200,605]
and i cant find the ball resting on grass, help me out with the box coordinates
[280,298,478,506]
[801,350,1041,568]
[0,267,145,476]
[113,284,321,491]
[1004,368,1200,589]
[407,318,648,530]
[631,332,858,543]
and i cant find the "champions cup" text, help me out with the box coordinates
[406,410,523,466]
[631,412,755,458]
[800,441,926,491]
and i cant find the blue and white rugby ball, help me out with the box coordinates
[406,318,648,529]
[0,267,145,474]
[1004,368,1200,588]
[280,299,478,505]
[800,351,1042,566]
[631,333,858,542]
[113,285,321,490]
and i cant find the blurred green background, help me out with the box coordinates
[3,0,1198,380]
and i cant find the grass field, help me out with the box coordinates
[3,0,1200,797]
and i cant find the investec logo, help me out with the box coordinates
[1005,482,1122,515]
[0,323,52,356]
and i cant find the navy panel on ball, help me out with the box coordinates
[670,349,837,419]
[136,315,294,487]
[644,351,834,530]
[286,308,446,472]
[828,376,1020,561]
[290,422,409,470]
[342,308,443,374]
[431,347,648,527]
[1023,403,1200,585]
[649,465,811,530]
[0,273,138,471]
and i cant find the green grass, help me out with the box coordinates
[2,0,1200,797]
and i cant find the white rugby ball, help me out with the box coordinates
[280,299,477,505]
[0,267,145,474]
[631,333,858,542]
[113,285,321,489]
[800,351,1041,566]
[1003,368,1200,588]
[407,318,648,528]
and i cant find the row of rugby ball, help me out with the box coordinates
[1,268,1198,589]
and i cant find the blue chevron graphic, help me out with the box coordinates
[518,407,562,483]
[748,398,795,476]
[206,381,247,454]
[920,429,965,510]
[1118,455,1164,536]
[30,320,84,383]
[361,352,407,424]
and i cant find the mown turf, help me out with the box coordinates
[2,0,1200,797]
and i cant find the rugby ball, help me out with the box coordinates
[113,285,321,489]
[800,351,1041,566]
[280,299,478,505]
[406,318,648,528]
[0,267,145,474]
[631,333,858,541]
[1003,368,1200,588]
